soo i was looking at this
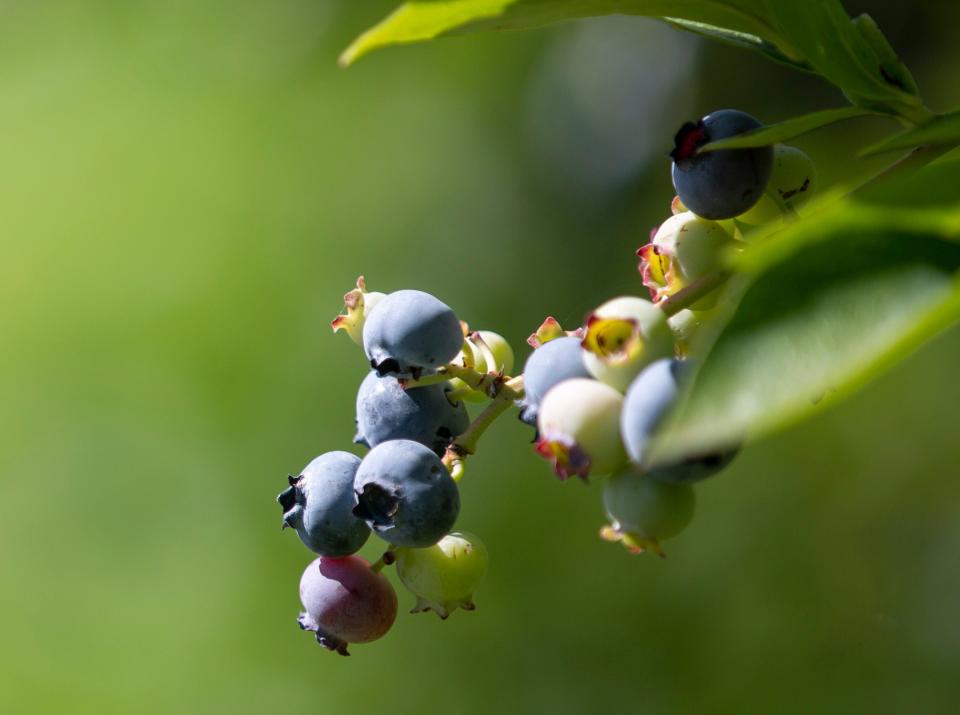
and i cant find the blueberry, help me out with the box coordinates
[518,336,593,425]
[535,378,627,480]
[580,296,674,393]
[354,371,469,456]
[601,465,695,556]
[670,109,773,220]
[298,555,398,655]
[620,358,737,484]
[352,439,460,548]
[395,531,488,619]
[638,212,736,308]
[278,451,370,557]
[737,144,818,225]
[362,290,463,378]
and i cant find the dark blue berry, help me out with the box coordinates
[620,359,736,484]
[670,109,773,220]
[518,336,592,426]
[278,451,370,556]
[352,439,460,548]
[362,290,463,378]
[354,371,469,456]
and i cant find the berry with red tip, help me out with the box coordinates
[535,378,626,479]
[670,109,773,220]
[638,212,736,308]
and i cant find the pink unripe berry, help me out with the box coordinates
[298,555,398,656]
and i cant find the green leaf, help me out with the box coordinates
[861,111,960,156]
[766,0,924,116]
[852,13,919,97]
[699,106,881,152]
[663,18,810,72]
[340,0,792,68]
[650,200,960,464]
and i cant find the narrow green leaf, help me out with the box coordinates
[664,18,811,72]
[767,0,924,116]
[650,204,960,464]
[340,0,790,68]
[861,111,960,156]
[699,106,881,152]
[852,13,919,97]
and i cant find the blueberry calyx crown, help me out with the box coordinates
[277,475,304,529]
[669,120,708,164]
[352,482,401,527]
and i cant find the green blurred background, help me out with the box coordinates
[2,1,960,712]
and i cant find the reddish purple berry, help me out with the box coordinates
[297,556,398,656]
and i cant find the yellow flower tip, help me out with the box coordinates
[581,316,640,363]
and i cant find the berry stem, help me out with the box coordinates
[370,549,396,573]
[658,272,732,317]
[442,375,525,470]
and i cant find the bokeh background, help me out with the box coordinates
[2,1,960,712]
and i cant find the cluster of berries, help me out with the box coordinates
[279,109,817,655]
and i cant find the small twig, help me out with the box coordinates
[658,272,731,317]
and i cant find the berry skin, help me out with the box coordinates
[354,372,469,456]
[518,336,593,425]
[638,212,736,308]
[670,109,774,220]
[363,290,464,379]
[298,556,398,655]
[601,466,695,556]
[394,531,488,619]
[352,440,460,548]
[580,296,673,393]
[620,359,737,484]
[737,144,818,225]
[535,378,627,480]
[331,276,387,346]
[278,451,370,557]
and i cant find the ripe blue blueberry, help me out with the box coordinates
[298,555,398,655]
[518,336,593,425]
[278,451,370,557]
[363,289,464,378]
[621,358,737,484]
[355,371,469,456]
[352,439,460,548]
[670,109,773,220]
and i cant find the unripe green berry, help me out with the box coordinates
[639,212,735,309]
[395,531,489,619]
[601,466,695,556]
[737,145,817,225]
[580,296,673,393]
[536,378,627,479]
